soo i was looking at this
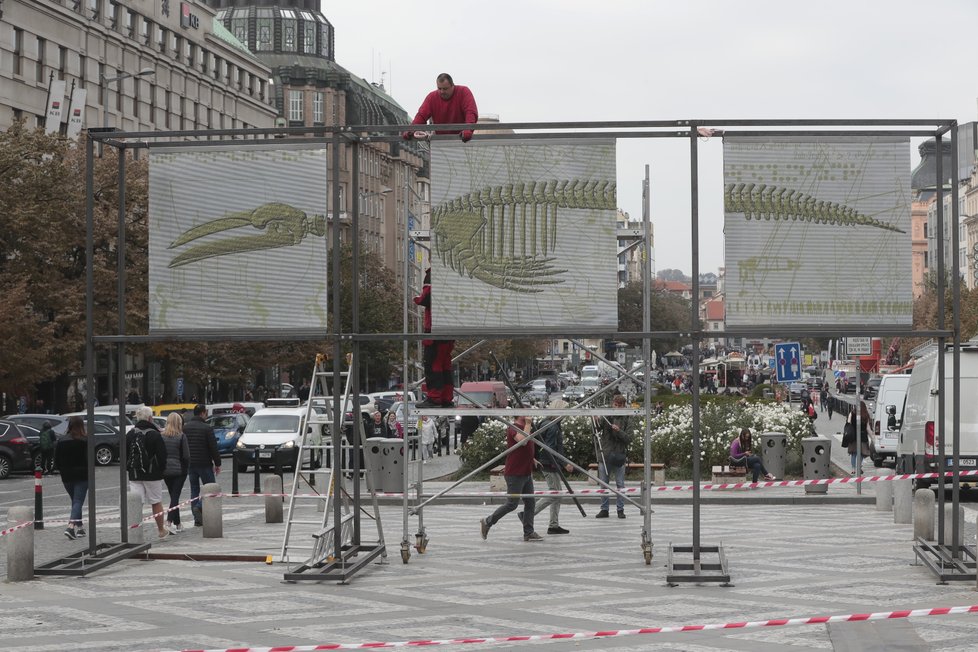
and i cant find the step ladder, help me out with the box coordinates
[278,353,387,581]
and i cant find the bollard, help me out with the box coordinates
[253,460,261,494]
[231,453,239,495]
[6,506,34,581]
[127,491,144,544]
[264,474,283,524]
[875,480,893,511]
[912,489,935,540]
[893,479,913,524]
[34,469,44,530]
[941,503,965,548]
[202,482,222,538]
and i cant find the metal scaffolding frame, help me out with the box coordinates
[61,117,962,584]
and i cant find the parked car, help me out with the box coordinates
[2,414,69,436]
[388,401,419,439]
[0,420,36,479]
[207,413,250,455]
[788,382,808,401]
[863,376,882,400]
[580,377,601,395]
[562,385,589,403]
[61,410,134,435]
[235,405,324,472]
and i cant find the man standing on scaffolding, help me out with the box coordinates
[402,73,478,142]
[415,268,454,408]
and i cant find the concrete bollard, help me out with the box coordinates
[202,482,222,538]
[264,474,283,524]
[6,506,34,582]
[942,504,965,548]
[912,489,935,540]
[875,480,893,511]
[893,479,913,524]
[127,491,144,544]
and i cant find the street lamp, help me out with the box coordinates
[101,67,155,130]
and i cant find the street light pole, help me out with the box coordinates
[100,67,155,130]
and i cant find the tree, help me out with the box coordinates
[618,281,691,353]
[656,268,690,283]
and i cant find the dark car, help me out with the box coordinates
[3,414,69,436]
[562,385,589,403]
[21,422,123,467]
[207,413,250,455]
[0,419,35,479]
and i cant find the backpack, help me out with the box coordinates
[127,427,157,476]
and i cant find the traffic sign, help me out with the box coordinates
[845,337,872,356]
[774,342,801,383]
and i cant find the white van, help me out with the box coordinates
[870,373,910,466]
[896,342,978,487]
[581,365,600,379]
[234,405,323,471]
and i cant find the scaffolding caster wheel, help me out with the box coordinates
[400,544,411,564]
[415,533,429,554]
[644,549,653,565]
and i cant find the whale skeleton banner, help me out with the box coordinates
[723,137,912,328]
[148,145,330,332]
[428,138,619,334]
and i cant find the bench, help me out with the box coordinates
[587,462,666,486]
[711,465,748,484]
[489,465,506,492]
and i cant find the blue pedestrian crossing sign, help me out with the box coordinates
[774,342,802,383]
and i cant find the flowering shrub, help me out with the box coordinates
[457,399,812,477]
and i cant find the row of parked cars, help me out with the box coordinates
[0,402,256,479]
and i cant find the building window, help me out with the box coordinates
[141,18,150,44]
[231,17,248,45]
[185,41,193,66]
[288,90,304,122]
[58,46,67,80]
[282,10,296,51]
[36,37,45,82]
[157,27,166,52]
[133,75,140,119]
[212,56,221,80]
[78,53,86,85]
[197,47,206,71]
[256,9,273,51]
[149,83,156,124]
[13,28,23,76]
[301,12,316,53]
[110,1,120,29]
[164,91,170,129]
[125,9,134,36]
[319,23,330,57]
[171,33,179,55]
[87,0,99,19]
[313,91,323,123]
[115,69,122,111]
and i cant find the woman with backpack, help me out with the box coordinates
[842,401,873,475]
[54,416,88,540]
[161,412,191,534]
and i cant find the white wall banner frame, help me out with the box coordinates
[148,144,330,332]
[723,136,912,328]
[428,138,619,334]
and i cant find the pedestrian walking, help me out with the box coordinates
[843,401,873,475]
[127,406,169,539]
[38,420,56,474]
[596,394,633,518]
[183,404,221,526]
[819,382,828,413]
[531,413,573,534]
[419,415,436,462]
[54,416,88,540]
[161,412,190,534]
[479,415,542,541]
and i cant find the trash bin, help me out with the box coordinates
[759,432,787,480]
[802,435,831,494]
[363,438,386,492]
[376,437,405,493]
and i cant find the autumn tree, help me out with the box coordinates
[618,281,691,353]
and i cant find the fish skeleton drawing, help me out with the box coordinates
[431,179,617,293]
[724,183,906,234]
[167,203,325,268]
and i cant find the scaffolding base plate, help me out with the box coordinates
[283,542,386,583]
[666,541,732,586]
[913,538,977,582]
[34,541,151,577]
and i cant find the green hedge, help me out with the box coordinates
[458,398,812,477]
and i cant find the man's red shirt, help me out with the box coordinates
[412,85,478,134]
[504,425,535,476]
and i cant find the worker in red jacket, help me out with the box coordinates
[403,73,478,142]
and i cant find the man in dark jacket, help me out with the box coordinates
[128,406,169,539]
[529,415,574,534]
[183,404,221,526]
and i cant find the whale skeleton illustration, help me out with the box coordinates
[431,179,617,293]
[724,183,906,234]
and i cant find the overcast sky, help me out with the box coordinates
[322,0,978,276]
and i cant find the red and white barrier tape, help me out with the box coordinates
[0,520,33,537]
[164,604,978,651]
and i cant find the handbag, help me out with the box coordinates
[841,422,855,448]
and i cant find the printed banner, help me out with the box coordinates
[148,145,330,331]
[723,137,912,327]
[64,87,87,140]
[428,138,618,333]
[45,79,66,134]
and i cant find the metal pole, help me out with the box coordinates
[401,170,412,555]
[936,131,946,544]
[641,165,653,558]
[950,123,961,558]
[351,140,362,546]
[84,133,97,550]
[330,133,344,566]
[116,147,128,541]
[689,128,701,562]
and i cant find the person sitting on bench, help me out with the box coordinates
[729,427,775,483]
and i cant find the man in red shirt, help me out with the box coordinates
[403,73,478,142]
[479,415,543,541]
